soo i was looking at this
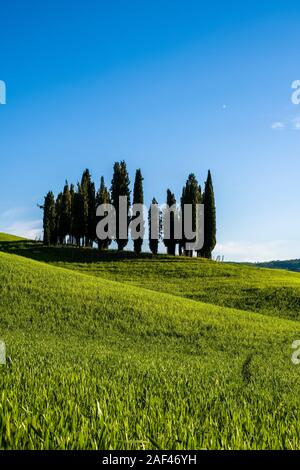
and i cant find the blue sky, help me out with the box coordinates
[1,0,300,261]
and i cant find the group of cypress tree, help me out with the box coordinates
[43,162,216,258]
[159,171,216,258]
[43,169,97,248]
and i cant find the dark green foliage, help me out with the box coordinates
[96,176,112,250]
[43,191,56,245]
[199,170,216,259]
[41,163,217,256]
[55,193,63,245]
[163,189,179,256]
[132,169,144,255]
[87,181,96,246]
[81,169,94,247]
[180,174,201,257]
[69,184,75,244]
[148,197,161,255]
[60,181,72,243]
[110,161,131,251]
[255,259,300,272]
[72,185,85,246]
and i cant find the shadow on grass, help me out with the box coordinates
[0,239,172,264]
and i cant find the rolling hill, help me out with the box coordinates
[0,234,300,449]
[256,259,300,273]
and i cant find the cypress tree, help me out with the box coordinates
[80,169,91,246]
[96,176,112,250]
[179,186,186,256]
[87,181,96,247]
[60,181,72,244]
[69,183,75,244]
[148,197,161,255]
[198,170,216,259]
[55,192,63,244]
[132,169,144,255]
[163,189,179,256]
[181,174,201,257]
[72,184,85,247]
[110,161,131,251]
[43,191,56,245]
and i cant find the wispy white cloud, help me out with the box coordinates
[0,207,42,240]
[271,121,285,130]
[291,116,300,130]
[215,240,295,263]
[1,220,42,240]
[1,207,27,219]
[270,115,300,130]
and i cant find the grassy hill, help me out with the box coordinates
[2,237,300,321]
[0,233,26,242]
[256,259,300,273]
[1,234,300,449]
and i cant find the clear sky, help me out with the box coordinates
[1,0,300,261]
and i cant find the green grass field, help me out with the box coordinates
[1,234,300,449]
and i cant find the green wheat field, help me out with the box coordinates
[1,233,300,450]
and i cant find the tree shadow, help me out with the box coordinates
[0,239,157,264]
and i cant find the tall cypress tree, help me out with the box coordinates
[198,170,216,259]
[43,191,56,245]
[132,169,144,255]
[72,184,85,246]
[148,197,161,255]
[179,185,186,255]
[55,192,63,244]
[60,181,72,243]
[181,174,201,257]
[81,169,91,246]
[163,189,178,256]
[69,183,75,244]
[110,161,131,251]
[87,181,96,246]
[96,176,112,250]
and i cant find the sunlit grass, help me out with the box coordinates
[1,235,300,449]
